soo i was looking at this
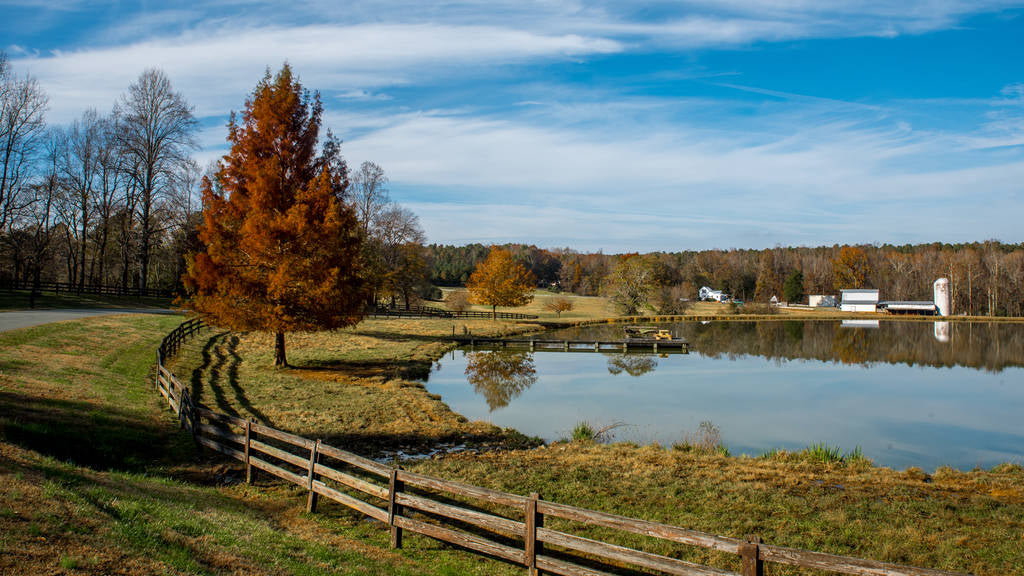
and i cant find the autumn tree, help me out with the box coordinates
[832,245,872,290]
[753,250,780,302]
[603,253,660,315]
[544,295,574,317]
[466,247,536,319]
[184,65,365,366]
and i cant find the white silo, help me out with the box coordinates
[933,278,951,317]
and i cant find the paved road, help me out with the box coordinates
[0,308,177,333]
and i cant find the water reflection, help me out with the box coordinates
[549,320,1024,372]
[464,351,537,411]
[428,320,1024,470]
[607,354,659,376]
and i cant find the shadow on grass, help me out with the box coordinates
[188,331,272,426]
[291,357,435,380]
[0,390,195,471]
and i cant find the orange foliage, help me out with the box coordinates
[466,247,536,318]
[183,65,366,365]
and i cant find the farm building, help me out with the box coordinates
[808,295,837,307]
[698,286,730,302]
[878,301,937,315]
[840,289,879,313]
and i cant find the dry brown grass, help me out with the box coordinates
[412,443,1024,575]
[169,317,544,452]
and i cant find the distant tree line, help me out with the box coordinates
[428,242,1024,317]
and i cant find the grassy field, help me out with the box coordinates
[0,288,173,310]
[4,311,1024,575]
[165,314,1024,575]
[0,314,527,575]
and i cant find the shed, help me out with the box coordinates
[840,289,879,313]
[808,295,837,307]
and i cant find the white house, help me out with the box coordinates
[840,289,879,313]
[808,295,837,307]
[698,286,730,302]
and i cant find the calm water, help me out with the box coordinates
[425,321,1024,471]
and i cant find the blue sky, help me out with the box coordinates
[4,1,1024,251]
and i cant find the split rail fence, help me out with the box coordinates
[155,318,970,576]
[367,304,539,320]
[3,278,174,297]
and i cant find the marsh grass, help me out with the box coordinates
[672,421,730,456]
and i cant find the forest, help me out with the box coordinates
[428,241,1024,317]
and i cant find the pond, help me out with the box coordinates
[424,320,1024,471]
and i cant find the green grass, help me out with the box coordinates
[0,288,172,310]
[0,314,531,575]
[570,421,595,442]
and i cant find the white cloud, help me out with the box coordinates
[341,102,1024,249]
[12,23,621,123]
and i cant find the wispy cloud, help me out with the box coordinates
[12,22,621,122]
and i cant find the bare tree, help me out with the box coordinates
[351,160,389,237]
[20,130,62,305]
[116,68,197,292]
[0,52,48,237]
[92,112,125,285]
[57,109,102,290]
[371,204,428,308]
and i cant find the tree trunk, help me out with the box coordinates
[492,305,496,320]
[274,332,288,367]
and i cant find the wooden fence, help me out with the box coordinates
[155,318,970,576]
[3,278,174,298]
[367,304,539,320]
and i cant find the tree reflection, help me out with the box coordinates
[464,351,537,411]
[607,354,658,377]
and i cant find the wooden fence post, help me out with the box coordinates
[525,492,543,575]
[739,535,763,576]
[244,419,254,484]
[306,439,321,513]
[388,468,404,549]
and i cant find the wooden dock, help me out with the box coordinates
[450,336,689,353]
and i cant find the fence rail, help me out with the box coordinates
[155,318,970,576]
[3,278,174,298]
[366,305,539,320]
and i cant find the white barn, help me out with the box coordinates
[840,289,879,313]
[808,295,837,307]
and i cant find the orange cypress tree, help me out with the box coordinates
[183,65,365,366]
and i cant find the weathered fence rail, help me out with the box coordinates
[3,278,174,297]
[155,318,971,576]
[366,305,539,320]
